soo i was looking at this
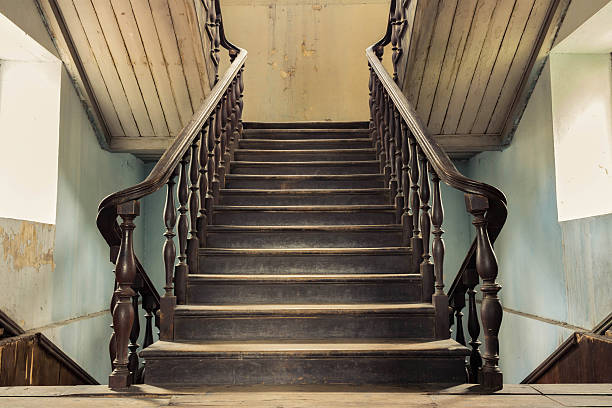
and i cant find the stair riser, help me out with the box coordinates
[187,280,422,304]
[244,130,370,140]
[219,192,389,206]
[225,177,384,189]
[235,150,376,162]
[206,230,404,248]
[174,313,435,341]
[239,140,373,150]
[229,162,380,175]
[144,356,466,386]
[212,210,396,226]
[198,253,411,274]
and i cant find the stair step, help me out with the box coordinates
[173,303,435,341]
[225,174,385,189]
[229,160,380,175]
[218,189,391,206]
[245,122,369,129]
[212,205,396,226]
[187,273,422,304]
[198,247,412,274]
[234,149,376,162]
[244,128,369,140]
[141,339,469,386]
[239,138,373,150]
[206,225,403,248]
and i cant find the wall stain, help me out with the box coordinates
[0,220,55,272]
[301,41,316,57]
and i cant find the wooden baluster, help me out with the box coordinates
[464,267,482,383]
[377,83,386,175]
[212,104,222,199]
[451,290,467,346]
[206,115,217,218]
[237,66,245,138]
[108,277,118,371]
[175,153,190,305]
[465,194,503,390]
[368,66,376,146]
[393,108,404,222]
[231,79,240,151]
[372,77,383,164]
[430,167,449,338]
[142,293,156,350]
[382,92,392,184]
[188,132,201,275]
[198,123,210,247]
[109,200,139,389]
[419,149,433,302]
[390,3,399,82]
[400,122,412,244]
[218,94,229,186]
[160,172,177,342]
[127,277,141,383]
[409,136,422,275]
[388,104,398,203]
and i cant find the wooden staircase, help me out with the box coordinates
[141,123,469,386]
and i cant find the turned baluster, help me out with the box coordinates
[198,124,210,247]
[382,92,392,184]
[188,132,201,275]
[430,167,449,338]
[368,66,376,145]
[206,115,217,217]
[464,267,482,383]
[372,77,383,162]
[175,153,190,304]
[108,278,118,371]
[226,82,236,154]
[418,149,433,302]
[142,293,156,350]
[391,5,399,82]
[160,172,177,341]
[465,194,503,390]
[212,105,223,199]
[451,289,467,346]
[127,277,141,383]
[376,83,386,175]
[109,200,139,389]
[400,122,412,244]
[408,135,422,274]
[230,79,240,151]
[388,104,398,202]
[218,94,229,185]
[393,109,404,222]
[237,66,245,138]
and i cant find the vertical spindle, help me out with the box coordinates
[400,121,412,244]
[419,149,433,303]
[464,267,482,383]
[393,109,404,222]
[388,105,398,203]
[409,135,422,274]
[431,167,449,338]
[127,281,140,383]
[206,115,216,218]
[160,172,177,341]
[175,153,189,305]
[188,132,201,275]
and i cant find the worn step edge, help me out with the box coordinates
[207,225,402,232]
[199,247,410,255]
[214,205,395,212]
[219,188,390,195]
[174,303,434,317]
[189,273,420,283]
[141,339,469,358]
[244,122,369,129]
[236,148,376,154]
[226,174,383,180]
[230,160,380,166]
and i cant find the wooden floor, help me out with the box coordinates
[0,384,610,407]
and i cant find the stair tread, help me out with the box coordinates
[236,148,376,153]
[220,188,389,194]
[142,339,468,356]
[241,138,372,143]
[200,247,410,255]
[214,205,394,211]
[207,225,402,231]
[231,160,379,165]
[189,273,420,281]
[175,303,434,314]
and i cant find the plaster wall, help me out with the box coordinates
[0,1,147,383]
[220,0,392,122]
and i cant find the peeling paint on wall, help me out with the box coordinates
[0,220,55,272]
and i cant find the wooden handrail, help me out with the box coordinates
[97,0,246,389]
[368,0,507,391]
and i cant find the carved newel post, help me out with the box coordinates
[109,200,140,389]
[465,194,503,390]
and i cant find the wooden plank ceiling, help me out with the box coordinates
[394,0,567,156]
[37,0,219,159]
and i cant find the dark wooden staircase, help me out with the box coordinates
[141,123,469,386]
[97,0,507,391]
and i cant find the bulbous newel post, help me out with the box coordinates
[109,200,139,389]
[465,194,503,391]
[431,168,449,339]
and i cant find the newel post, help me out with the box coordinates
[109,200,139,389]
[465,194,503,391]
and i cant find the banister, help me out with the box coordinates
[368,0,507,391]
[97,0,246,389]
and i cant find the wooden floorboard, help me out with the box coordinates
[0,384,609,407]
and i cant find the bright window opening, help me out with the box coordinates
[0,12,61,224]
